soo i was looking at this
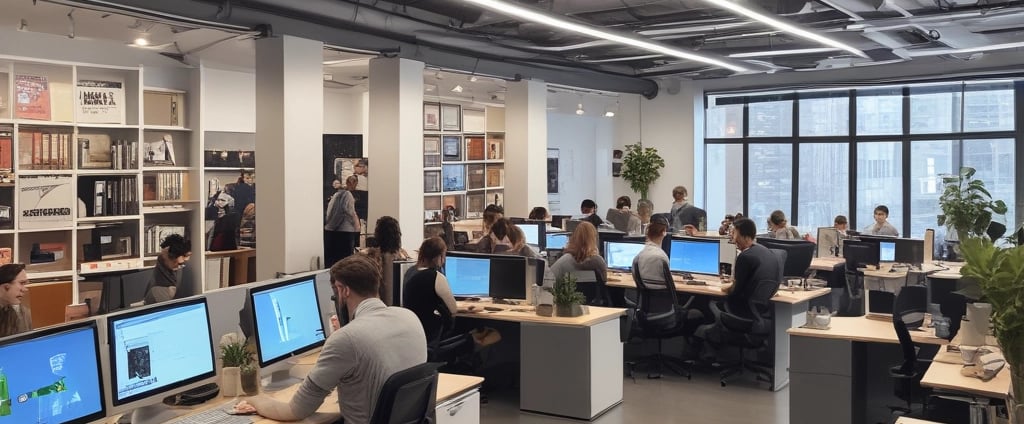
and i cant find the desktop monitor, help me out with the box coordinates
[249,276,327,369]
[844,239,880,269]
[546,232,569,250]
[488,255,528,300]
[106,298,216,409]
[879,240,897,262]
[756,237,817,278]
[443,252,492,297]
[0,320,106,424]
[516,223,545,249]
[669,237,721,275]
[816,227,842,258]
[551,215,572,230]
[894,238,926,265]
[603,240,645,271]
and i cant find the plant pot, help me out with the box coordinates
[241,368,260,396]
[1010,367,1024,424]
[555,303,583,317]
[221,367,242,397]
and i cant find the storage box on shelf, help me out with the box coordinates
[423,103,504,221]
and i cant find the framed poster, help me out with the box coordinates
[442,164,465,192]
[423,136,440,154]
[424,103,441,131]
[424,170,441,193]
[15,74,51,121]
[441,104,461,131]
[19,174,73,229]
[77,79,125,124]
[442,135,461,162]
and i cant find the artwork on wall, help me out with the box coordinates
[547,149,559,194]
[612,149,623,177]
[442,136,462,162]
[441,104,461,131]
[423,103,441,131]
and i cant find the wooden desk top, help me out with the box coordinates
[205,247,257,257]
[920,360,1010,400]
[787,316,946,345]
[607,273,831,304]
[896,417,943,424]
[454,300,624,327]
[810,257,845,271]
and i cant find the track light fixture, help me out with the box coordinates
[575,103,585,115]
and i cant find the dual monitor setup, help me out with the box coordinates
[444,252,531,300]
[821,228,934,270]
[604,237,727,276]
[0,272,330,424]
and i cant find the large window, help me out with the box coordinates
[704,79,1020,238]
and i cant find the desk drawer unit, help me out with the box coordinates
[790,336,866,424]
[436,390,480,424]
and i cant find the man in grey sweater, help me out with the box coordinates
[246,254,427,423]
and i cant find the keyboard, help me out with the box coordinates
[169,404,254,424]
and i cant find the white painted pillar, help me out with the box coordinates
[505,79,549,217]
[255,35,324,279]
[367,57,425,252]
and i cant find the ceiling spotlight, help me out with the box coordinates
[575,103,585,115]
[469,76,479,82]
[133,37,150,46]
[451,85,464,93]
[604,110,615,117]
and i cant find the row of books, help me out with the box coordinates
[17,130,74,170]
[144,224,186,256]
[87,177,139,217]
[142,172,187,202]
[79,136,138,170]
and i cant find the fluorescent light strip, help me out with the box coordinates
[905,41,1024,57]
[462,0,748,73]
[703,0,868,58]
[729,47,841,58]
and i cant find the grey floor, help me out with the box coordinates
[479,371,790,423]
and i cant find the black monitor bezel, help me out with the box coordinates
[668,236,722,275]
[248,275,328,368]
[107,297,216,407]
[545,231,569,250]
[515,221,546,250]
[894,238,926,265]
[0,319,107,423]
[443,251,493,296]
[488,255,528,299]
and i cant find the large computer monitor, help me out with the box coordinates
[488,255,528,300]
[0,320,106,424]
[546,232,569,250]
[443,252,492,297]
[516,223,545,249]
[758,237,817,278]
[669,237,721,275]
[249,276,327,387]
[603,240,645,271]
[879,240,897,262]
[894,238,926,265]
[844,239,880,269]
[106,298,216,416]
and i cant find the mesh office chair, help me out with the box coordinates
[571,269,610,306]
[369,362,441,424]
[889,285,932,417]
[629,256,701,380]
[718,248,784,389]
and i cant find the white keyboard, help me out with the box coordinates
[169,405,254,424]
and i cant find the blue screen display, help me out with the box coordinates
[604,241,645,270]
[252,278,326,366]
[546,233,568,250]
[0,323,105,423]
[670,239,720,275]
[879,241,896,262]
[517,223,540,246]
[445,256,491,296]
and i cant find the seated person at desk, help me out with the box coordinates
[484,219,540,258]
[635,216,703,331]
[471,205,505,251]
[245,255,427,423]
[404,237,459,340]
[361,216,411,306]
[578,199,606,228]
[547,221,607,285]
[636,199,654,226]
[694,218,780,354]
[606,195,642,235]
[718,212,743,236]
[0,263,31,338]
[834,214,849,236]
[144,234,192,305]
[765,210,801,240]
[528,206,549,221]
[863,205,900,236]
[669,185,707,232]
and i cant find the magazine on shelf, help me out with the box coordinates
[144,134,176,166]
[77,79,125,124]
[14,74,51,121]
[19,174,73,229]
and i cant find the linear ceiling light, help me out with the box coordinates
[703,0,868,58]
[462,0,749,73]
[903,41,1024,57]
[729,47,841,58]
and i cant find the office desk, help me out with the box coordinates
[606,273,829,391]
[896,418,943,424]
[456,301,625,420]
[787,317,946,424]
[105,373,484,424]
[921,360,1010,400]
[810,257,845,271]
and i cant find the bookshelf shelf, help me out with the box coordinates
[143,199,200,206]
[205,166,253,172]
[77,215,141,224]
[144,125,192,132]
[14,120,75,127]
[17,169,74,176]
[18,227,74,234]
[26,270,74,280]
[78,265,147,276]
[142,166,195,172]
[76,169,139,175]
[76,123,139,129]
[142,206,194,214]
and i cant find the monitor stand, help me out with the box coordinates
[130,403,189,424]
[262,369,302,392]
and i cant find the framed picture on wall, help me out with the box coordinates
[424,170,441,193]
[424,103,441,131]
[441,104,461,131]
[442,135,461,162]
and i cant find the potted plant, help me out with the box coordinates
[546,273,587,317]
[959,236,1024,422]
[219,332,258,396]
[938,166,1008,244]
[620,143,665,202]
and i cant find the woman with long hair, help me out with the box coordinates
[547,221,606,285]
[361,216,410,305]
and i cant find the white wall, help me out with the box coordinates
[323,88,366,136]
[202,68,256,133]
[546,112,615,215]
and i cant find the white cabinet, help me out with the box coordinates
[435,389,480,424]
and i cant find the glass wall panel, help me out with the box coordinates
[798,143,849,231]
[910,140,956,237]
[705,144,744,224]
[857,142,903,235]
[748,144,792,231]
[799,95,849,137]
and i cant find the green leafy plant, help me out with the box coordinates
[938,167,1007,241]
[959,236,1024,403]
[620,143,665,201]
[219,332,255,372]
[545,273,586,307]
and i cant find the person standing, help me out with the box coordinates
[325,177,361,266]
[669,186,707,232]
[864,205,899,236]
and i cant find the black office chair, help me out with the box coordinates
[403,270,475,373]
[938,291,968,342]
[718,248,784,389]
[889,285,932,417]
[629,257,701,380]
[571,269,610,307]
[369,362,441,424]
